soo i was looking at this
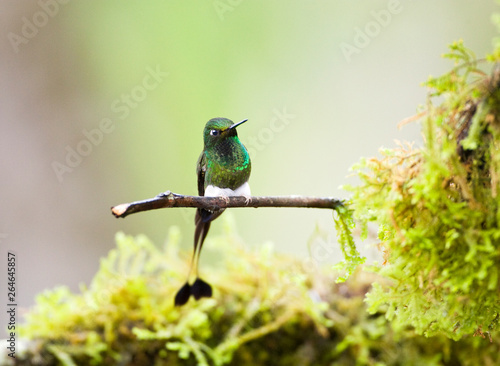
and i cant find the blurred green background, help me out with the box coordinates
[0,1,498,337]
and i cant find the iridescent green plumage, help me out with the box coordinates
[174,118,251,306]
[198,118,251,192]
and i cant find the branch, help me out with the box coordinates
[111,191,344,219]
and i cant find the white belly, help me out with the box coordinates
[204,182,251,197]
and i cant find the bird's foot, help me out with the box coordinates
[219,195,230,206]
[243,195,252,205]
[157,191,182,198]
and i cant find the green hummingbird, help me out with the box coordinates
[174,118,251,306]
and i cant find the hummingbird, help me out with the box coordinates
[174,118,251,306]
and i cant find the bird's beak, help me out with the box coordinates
[229,119,248,130]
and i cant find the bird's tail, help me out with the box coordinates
[174,208,221,306]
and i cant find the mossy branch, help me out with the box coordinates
[111,191,344,219]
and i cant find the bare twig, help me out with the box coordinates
[111,191,344,219]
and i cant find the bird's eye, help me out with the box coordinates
[210,129,219,136]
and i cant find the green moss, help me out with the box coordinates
[333,205,366,283]
[15,223,500,365]
[346,37,500,340]
[17,224,332,365]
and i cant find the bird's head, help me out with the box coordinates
[202,118,248,148]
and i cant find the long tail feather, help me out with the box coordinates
[191,208,215,300]
[191,278,212,300]
[194,219,211,277]
[174,207,223,305]
[174,282,191,306]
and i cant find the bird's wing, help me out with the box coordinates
[196,151,207,196]
[196,150,224,224]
